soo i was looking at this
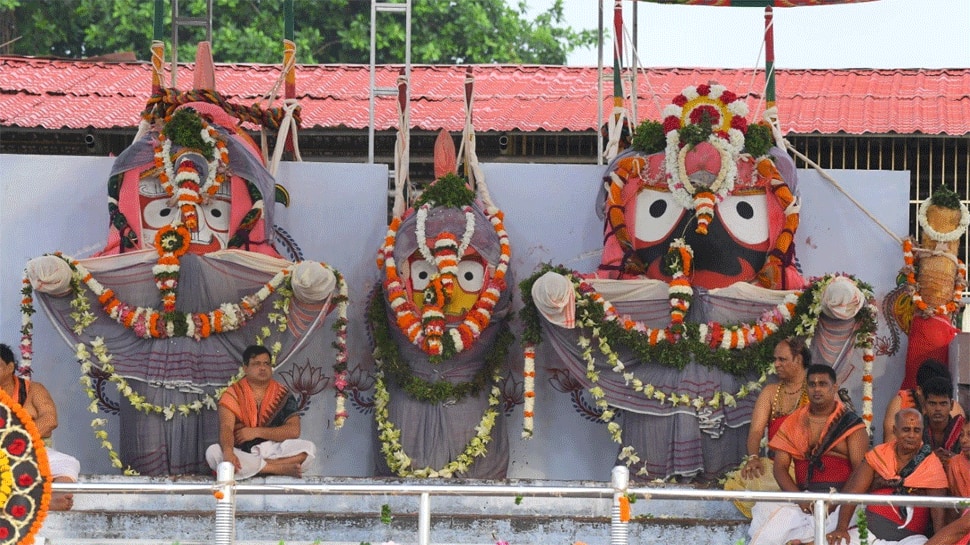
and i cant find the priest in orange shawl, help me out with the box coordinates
[205,345,316,479]
[748,364,869,545]
[829,408,948,545]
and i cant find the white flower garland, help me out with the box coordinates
[661,84,748,211]
[527,269,880,457]
[374,370,502,478]
[21,255,351,467]
[917,197,970,243]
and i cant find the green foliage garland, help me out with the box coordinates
[162,109,214,159]
[929,185,962,209]
[519,263,877,377]
[631,120,666,154]
[415,173,476,209]
[742,123,773,158]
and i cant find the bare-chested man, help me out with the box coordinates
[0,343,80,510]
[748,364,870,545]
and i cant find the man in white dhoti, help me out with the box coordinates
[205,345,315,479]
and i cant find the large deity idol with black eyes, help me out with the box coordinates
[525,84,876,480]
[21,51,343,475]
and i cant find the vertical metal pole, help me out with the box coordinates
[813,499,827,545]
[214,461,236,545]
[764,6,776,109]
[418,492,431,545]
[171,0,179,88]
[596,0,604,165]
[610,465,630,545]
[368,0,377,163]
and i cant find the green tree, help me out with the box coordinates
[0,0,595,65]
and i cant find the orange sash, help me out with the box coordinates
[866,441,948,490]
[219,377,290,429]
[769,400,864,461]
[948,455,970,498]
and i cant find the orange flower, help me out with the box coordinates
[618,496,631,522]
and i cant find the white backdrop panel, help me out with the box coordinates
[0,156,909,479]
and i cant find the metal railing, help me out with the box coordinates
[52,465,969,545]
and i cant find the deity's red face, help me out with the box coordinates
[138,175,231,254]
[632,186,771,288]
[403,249,489,324]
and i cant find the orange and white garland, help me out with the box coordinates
[901,237,967,318]
[154,120,229,232]
[522,345,536,438]
[522,269,880,440]
[378,204,511,359]
[666,238,693,333]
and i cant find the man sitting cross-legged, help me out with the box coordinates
[205,345,316,479]
[748,364,869,545]
[827,408,948,545]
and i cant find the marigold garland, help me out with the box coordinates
[367,292,513,405]
[519,265,879,442]
[0,388,51,545]
[378,202,511,362]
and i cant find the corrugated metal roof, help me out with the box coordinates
[2,57,968,135]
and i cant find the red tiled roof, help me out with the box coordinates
[2,57,968,135]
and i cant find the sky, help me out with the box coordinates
[527,0,970,69]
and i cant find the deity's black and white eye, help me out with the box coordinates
[717,193,769,245]
[142,199,177,228]
[456,259,486,293]
[409,260,436,291]
[199,198,232,234]
[634,188,687,243]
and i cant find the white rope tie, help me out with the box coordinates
[268,98,303,177]
[392,73,410,218]
[258,53,297,165]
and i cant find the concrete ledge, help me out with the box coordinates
[41,475,750,545]
[42,511,749,545]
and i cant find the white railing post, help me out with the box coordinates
[418,492,431,545]
[610,465,630,545]
[813,499,827,545]
[214,461,236,545]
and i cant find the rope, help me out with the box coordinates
[268,98,303,177]
[257,52,297,164]
[391,73,410,218]
[784,141,904,245]
[912,246,962,268]
[141,88,300,132]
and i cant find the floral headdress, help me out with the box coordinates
[660,84,750,234]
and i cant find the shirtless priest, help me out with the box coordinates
[205,345,316,479]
